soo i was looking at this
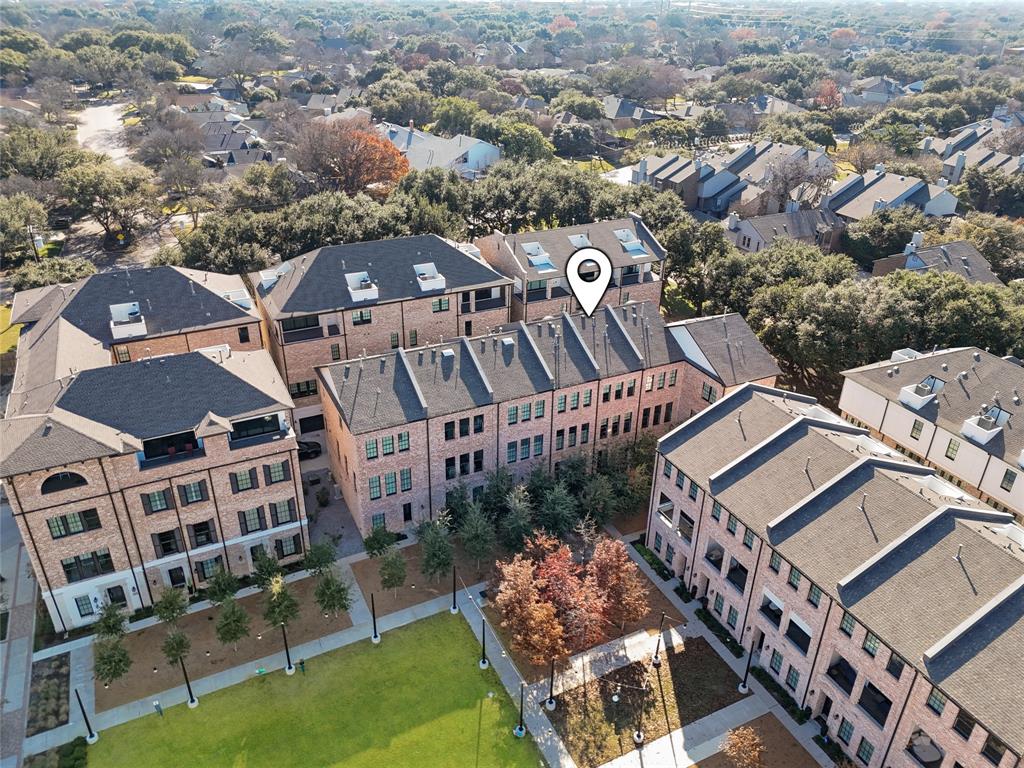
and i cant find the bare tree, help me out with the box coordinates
[839,141,896,175]
[761,156,835,214]
[721,726,765,768]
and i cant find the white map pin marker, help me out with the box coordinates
[566,247,612,317]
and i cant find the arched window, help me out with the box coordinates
[41,472,88,495]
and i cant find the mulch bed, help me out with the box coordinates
[26,653,70,736]
[548,636,747,768]
[694,712,821,768]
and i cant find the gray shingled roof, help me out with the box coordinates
[318,351,428,434]
[670,314,782,387]
[256,235,509,318]
[872,241,1004,286]
[0,415,121,478]
[741,209,843,243]
[843,348,1023,463]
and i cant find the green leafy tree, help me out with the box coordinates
[550,90,603,120]
[433,96,483,136]
[696,109,729,138]
[9,257,96,292]
[153,586,187,626]
[379,546,407,597]
[264,574,300,628]
[458,504,497,570]
[0,193,47,259]
[162,629,191,671]
[578,473,619,527]
[93,602,127,640]
[205,568,240,606]
[842,205,935,268]
[94,638,132,686]
[214,597,250,650]
[363,525,398,557]
[303,541,336,578]
[58,161,158,239]
[227,163,297,210]
[252,547,283,591]
[551,123,596,156]
[500,485,534,551]
[419,516,454,582]
[314,571,353,618]
[538,482,577,538]
[479,467,513,520]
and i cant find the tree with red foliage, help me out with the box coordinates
[535,543,607,651]
[816,79,843,111]
[494,553,566,664]
[589,538,650,634]
[295,117,409,195]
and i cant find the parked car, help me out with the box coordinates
[297,440,322,460]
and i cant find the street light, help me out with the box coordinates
[450,566,459,615]
[545,658,557,711]
[371,593,381,644]
[513,682,526,738]
[281,622,295,675]
[739,632,755,694]
[632,681,650,746]
[479,615,489,669]
[180,658,199,708]
[74,688,98,745]
[652,611,666,669]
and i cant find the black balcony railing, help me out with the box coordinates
[858,682,892,728]
[827,658,857,696]
[726,564,748,593]
[760,603,783,627]
[138,446,206,470]
[229,429,289,451]
[283,326,325,343]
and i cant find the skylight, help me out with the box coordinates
[568,234,591,248]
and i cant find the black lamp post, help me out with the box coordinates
[739,632,755,693]
[281,622,295,675]
[652,611,666,669]
[180,658,198,708]
[513,682,526,738]
[450,566,459,615]
[545,658,557,711]
[632,681,649,746]
[75,688,98,744]
[479,615,489,669]
[371,593,381,644]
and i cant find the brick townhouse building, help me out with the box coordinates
[248,235,512,436]
[1,269,308,632]
[839,347,1023,521]
[315,301,780,536]
[645,383,1023,768]
[474,215,666,322]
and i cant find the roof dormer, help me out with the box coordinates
[961,404,1010,445]
[109,302,147,340]
[345,271,378,302]
[413,262,445,292]
[899,374,944,410]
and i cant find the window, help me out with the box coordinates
[653,532,663,552]
[154,529,182,557]
[664,403,673,422]
[556,429,565,451]
[837,718,853,745]
[583,389,592,407]
[770,649,783,673]
[665,544,675,564]
[533,435,544,456]
[743,529,755,549]
[641,408,650,429]
[785,666,800,691]
[270,500,295,525]
[535,400,545,418]
[460,417,470,437]
[507,406,518,425]
[808,584,822,608]
[181,481,205,504]
[581,424,590,444]
[788,567,802,590]
[520,403,531,422]
[712,501,723,521]
[383,472,397,496]
[76,596,95,618]
[196,557,220,582]
[910,419,923,440]
[445,457,456,478]
[400,468,412,492]
[114,345,130,363]
[726,514,738,534]
[557,394,567,412]
[926,687,946,715]
[602,385,611,403]
[664,461,674,478]
[266,462,288,484]
[408,330,418,346]
[398,431,410,451]
[372,513,385,529]
[47,509,101,540]
[507,441,517,463]
[233,469,255,492]
[41,472,88,494]
[885,653,904,680]
[403,503,412,522]
[61,549,115,584]
[365,439,379,459]
[653,405,662,425]
[945,438,960,460]
[855,738,874,765]
[288,380,318,398]
[1001,469,1017,492]
[570,393,579,410]
[981,734,1006,765]
[145,490,170,513]
[241,508,263,535]
[611,415,620,436]
[952,710,976,740]
[473,415,484,433]
[380,435,394,456]
[675,471,685,489]
[669,370,677,387]
[277,535,300,558]
[459,453,470,476]
[431,298,450,312]
[840,612,856,636]
[726,606,738,628]
[599,419,608,439]
[369,476,381,500]
[568,426,577,447]
[645,375,654,392]
[351,309,372,325]
[627,380,636,397]
[769,551,782,572]
[785,620,811,654]
[862,632,880,657]
[520,438,530,461]
[713,593,724,615]
[657,372,666,389]
[623,413,633,433]
[282,315,318,333]
[390,332,400,349]
[330,343,341,361]
[688,479,699,501]
[473,450,484,473]
[701,382,717,402]
[190,520,215,547]
[444,421,455,440]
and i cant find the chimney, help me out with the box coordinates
[937,177,949,188]
[953,151,967,182]
[638,157,648,183]
[872,198,888,212]
[727,211,740,231]
[922,136,932,152]
[911,231,924,247]
[874,163,886,174]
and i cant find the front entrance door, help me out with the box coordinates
[106,585,127,606]
[168,567,186,588]
[818,695,833,725]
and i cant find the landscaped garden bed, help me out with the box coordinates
[548,635,748,768]
[695,713,821,768]
[695,606,744,657]
[26,653,70,736]
[630,539,673,580]
[23,737,88,768]
[751,666,812,723]
[86,614,541,768]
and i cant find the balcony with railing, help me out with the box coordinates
[137,432,205,470]
[826,656,857,696]
[704,542,724,572]
[857,681,892,728]
[228,413,292,450]
[678,513,694,543]
[905,731,944,768]
[759,598,783,627]
[726,559,749,593]
[282,325,325,343]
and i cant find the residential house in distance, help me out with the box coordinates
[377,121,500,180]
[645,382,1023,768]
[602,96,664,129]
[722,209,845,253]
[249,235,512,434]
[919,128,1024,183]
[824,166,959,222]
[474,216,665,322]
[839,347,1023,519]
[842,75,907,106]
[1,269,307,633]
[871,235,1004,285]
[315,302,779,536]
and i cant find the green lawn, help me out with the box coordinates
[1,306,20,355]
[87,614,544,768]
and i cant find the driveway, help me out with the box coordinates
[303,469,365,559]
[75,103,131,165]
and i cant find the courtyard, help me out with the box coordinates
[85,613,543,768]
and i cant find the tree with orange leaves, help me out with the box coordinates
[816,79,843,111]
[722,725,765,768]
[829,28,857,47]
[494,553,566,664]
[589,538,650,634]
[729,28,757,42]
[548,14,576,34]
[295,117,409,195]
